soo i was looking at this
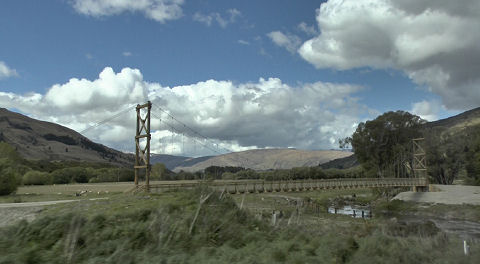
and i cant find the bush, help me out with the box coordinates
[68,167,89,183]
[0,168,18,195]
[50,169,71,184]
[0,142,21,162]
[23,170,52,185]
[90,168,134,183]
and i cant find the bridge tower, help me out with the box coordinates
[412,138,427,178]
[134,101,152,192]
[412,138,428,191]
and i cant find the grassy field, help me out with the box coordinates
[1,181,197,203]
[0,182,133,203]
[1,185,479,263]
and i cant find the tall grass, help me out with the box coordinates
[0,188,478,263]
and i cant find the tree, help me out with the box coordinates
[0,143,22,195]
[0,167,18,195]
[464,126,480,185]
[423,128,463,184]
[22,170,52,185]
[347,111,425,177]
[50,169,71,184]
[0,142,21,162]
[466,151,480,185]
[151,163,169,180]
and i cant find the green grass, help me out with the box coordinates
[0,181,136,203]
[1,188,479,263]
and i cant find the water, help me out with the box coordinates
[328,205,372,219]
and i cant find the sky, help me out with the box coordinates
[0,0,479,157]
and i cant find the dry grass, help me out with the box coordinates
[175,149,353,172]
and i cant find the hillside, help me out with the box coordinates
[0,108,133,166]
[174,148,353,172]
[150,154,213,170]
[424,106,480,136]
[319,154,359,169]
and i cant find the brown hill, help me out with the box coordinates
[174,148,353,172]
[0,108,133,166]
[424,106,480,135]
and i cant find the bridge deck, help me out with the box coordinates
[138,178,428,194]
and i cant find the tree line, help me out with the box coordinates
[0,142,134,195]
[149,163,365,182]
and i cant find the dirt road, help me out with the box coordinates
[0,198,108,227]
[0,199,79,208]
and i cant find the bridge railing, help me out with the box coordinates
[145,177,428,193]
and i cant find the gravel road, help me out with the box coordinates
[0,198,108,227]
[0,199,79,208]
[394,184,480,205]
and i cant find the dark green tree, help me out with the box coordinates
[347,111,425,177]
[151,163,170,180]
[0,143,22,195]
[465,126,480,185]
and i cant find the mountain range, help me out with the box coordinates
[1,107,479,172]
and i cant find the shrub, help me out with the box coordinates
[50,169,71,184]
[22,170,52,185]
[0,142,21,162]
[0,167,18,195]
[68,167,89,183]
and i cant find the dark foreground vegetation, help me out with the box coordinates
[1,188,478,263]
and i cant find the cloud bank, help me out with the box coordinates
[299,0,480,110]
[0,67,369,156]
[72,0,184,23]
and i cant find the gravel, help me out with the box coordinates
[393,184,480,205]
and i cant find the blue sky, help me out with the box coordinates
[0,0,478,156]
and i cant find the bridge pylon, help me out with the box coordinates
[134,101,152,192]
[412,138,428,191]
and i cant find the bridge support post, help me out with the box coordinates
[413,138,427,179]
[412,138,428,192]
[134,101,152,192]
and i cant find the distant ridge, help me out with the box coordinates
[173,148,353,172]
[426,106,480,128]
[150,154,213,170]
[319,154,359,169]
[0,108,133,166]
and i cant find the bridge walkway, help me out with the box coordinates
[139,178,428,194]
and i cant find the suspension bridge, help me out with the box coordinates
[80,101,429,193]
[136,178,429,194]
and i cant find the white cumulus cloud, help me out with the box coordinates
[299,0,480,110]
[0,67,371,156]
[193,8,241,28]
[297,22,317,36]
[0,61,18,79]
[411,100,443,121]
[72,0,184,23]
[267,31,302,54]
